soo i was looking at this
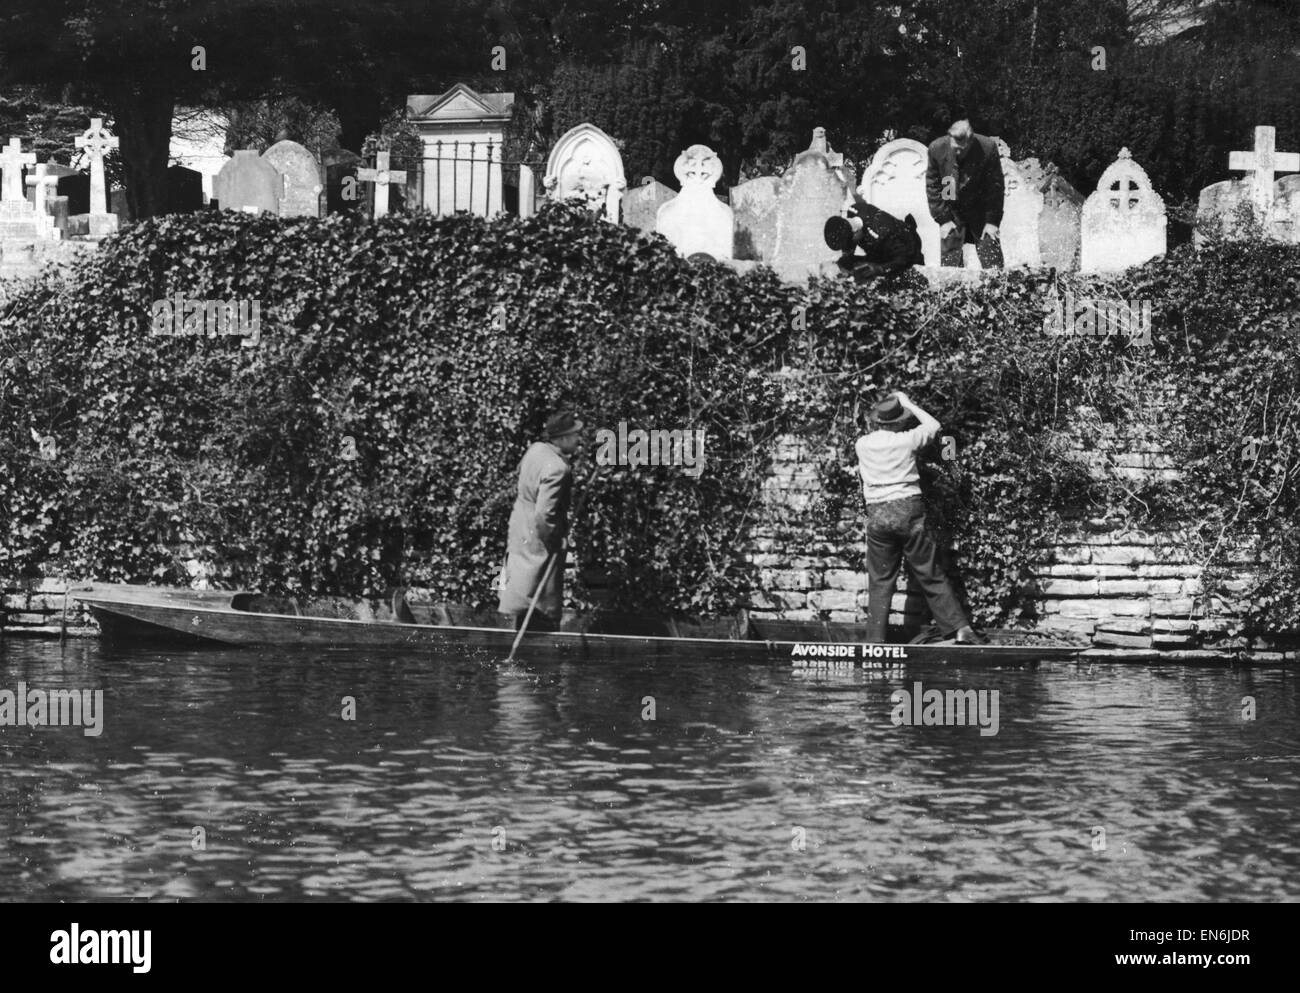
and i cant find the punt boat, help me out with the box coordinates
[67,583,1084,665]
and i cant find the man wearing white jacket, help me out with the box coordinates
[855,392,986,644]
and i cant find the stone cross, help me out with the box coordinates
[0,138,36,202]
[358,151,407,219]
[1229,126,1299,215]
[75,118,119,217]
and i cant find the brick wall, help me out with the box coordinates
[745,424,1289,657]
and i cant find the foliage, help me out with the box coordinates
[1,207,1297,635]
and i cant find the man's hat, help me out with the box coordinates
[871,396,909,424]
[825,215,863,253]
[543,410,584,439]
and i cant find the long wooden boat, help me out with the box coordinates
[67,583,1083,665]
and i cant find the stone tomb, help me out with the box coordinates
[771,129,855,280]
[859,138,939,267]
[214,149,282,214]
[262,139,323,217]
[655,145,734,260]
[544,122,627,223]
[623,177,676,235]
[1080,148,1166,272]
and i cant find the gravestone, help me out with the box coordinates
[1194,179,1253,243]
[214,149,281,214]
[998,157,1043,268]
[109,188,133,225]
[1080,148,1166,272]
[772,129,855,280]
[57,173,90,215]
[358,150,407,219]
[544,123,626,223]
[323,148,362,214]
[167,165,204,213]
[0,138,39,250]
[730,176,781,261]
[1229,125,1299,217]
[623,176,676,234]
[1270,174,1300,243]
[859,138,939,267]
[1021,158,1084,270]
[1195,127,1300,243]
[263,139,323,217]
[655,145,734,260]
[75,118,120,235]
[26,162,76,208]
[27,165,64,240]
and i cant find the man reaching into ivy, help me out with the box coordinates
[855,392,986,644]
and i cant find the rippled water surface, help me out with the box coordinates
[1,639,1297,901]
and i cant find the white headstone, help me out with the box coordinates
[25,164,62,240]
[655,145,734,260]
[859,138,939,267]
[544,123,626,223]
[771,129,855,280]
[75,118,120,234]
[999,157,1043,268]
[1270,174,1300,243]
[1229,126,1299,216]
[0,138,36,203]
[1080,148,1166,272]
[358,150,407,219]
[263,139,324,217]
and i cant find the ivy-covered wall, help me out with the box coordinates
[1,205,1297,648]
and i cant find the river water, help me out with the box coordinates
[1,638,1296,902]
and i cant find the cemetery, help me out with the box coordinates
[0,82,1297,657]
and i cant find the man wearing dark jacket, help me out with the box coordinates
[825,191,925,281]
[926,119,1005,269]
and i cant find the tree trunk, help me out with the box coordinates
[108,84,175,221]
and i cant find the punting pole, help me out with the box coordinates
[506,548,561,663]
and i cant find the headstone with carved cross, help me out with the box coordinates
[1229,125,1299,216]
[1080,148,1166,272]
[0,138,36,203]
[358,151,407,219]
[75,118,120,235]
[0,138,39,250]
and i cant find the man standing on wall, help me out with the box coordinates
[498,410,584,632]
[926,117,1005,269]
[856,392,986,644]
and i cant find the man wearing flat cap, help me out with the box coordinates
[855,392,986,644]
[498,410,584,631]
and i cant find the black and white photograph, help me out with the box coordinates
[0,0,1294,958]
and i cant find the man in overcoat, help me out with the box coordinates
[498,410,584,631]
[926,118,1005,269]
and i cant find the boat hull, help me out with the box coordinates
[71,583,1081,665]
